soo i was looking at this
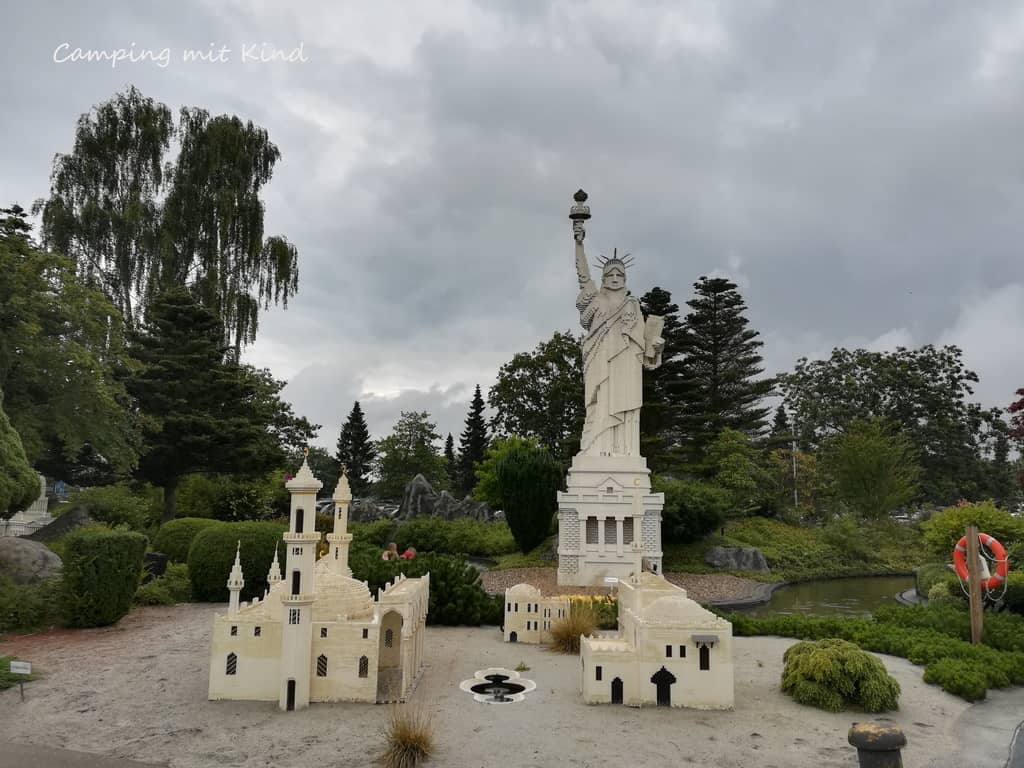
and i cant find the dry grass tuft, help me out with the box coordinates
[548,602,598,654]
[382,705,434,768]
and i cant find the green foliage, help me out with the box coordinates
[0,387,38,518]
[0,655,38,690]
[0,576,61,633]
[337,401,375,496]
[488,331,584,467]
[819,418,920,519]
[927,581,959,606]
[474,436,538,508]
[638,287,688,474]
[1003,572,1024,616]
[781,638,900,712]
[374,411,449,499]
[916,562,958,598]
[676,276,773,466]
[778,345,1005,506]
[186,521,287,601]
[350,550,498,625]
[548,602,597,654]
[491,536,555,570]
[152,517,222,562]
[921,500,1024,560]
[654,476,730,542]
[351,520,395,548]
[60,525,148,628]
[176,472,290,522]
[393,518,516,557]
[766,448,820,519]
[69,484,162,531]
[730,604,1024,701]
[921,658,989,701]
[134,563,192,605]
[456,385,489,497]
[494,441,561,553]
[820,516,877,565]
[703,429,774,515]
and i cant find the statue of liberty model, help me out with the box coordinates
[558,190,667,586]
[570,189,665,456]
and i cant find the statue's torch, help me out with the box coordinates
[570,188,591,242]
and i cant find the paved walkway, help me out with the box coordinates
[0,743,166,768]
[950,686,1024,767]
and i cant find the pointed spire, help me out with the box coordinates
[285,449,323,493]
[333,464,352,503]
[227,541,245,617]
[267,543,282,586]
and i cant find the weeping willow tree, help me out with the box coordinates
[38,87,299,353]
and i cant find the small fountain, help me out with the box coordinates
[460,668,536,704]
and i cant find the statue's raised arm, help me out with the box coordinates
[570,190,598,328]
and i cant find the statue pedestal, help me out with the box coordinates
[556,454,664,587]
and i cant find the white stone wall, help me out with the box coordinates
[503,586,570,644]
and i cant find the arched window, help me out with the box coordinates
[358,656,369,678]
[316,654,328,677]
[384,628,394,648]
[226,653,237,675]
[295,508,304,533]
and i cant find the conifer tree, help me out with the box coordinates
[677,276,773,466]
[336,401,375,497]
[457,384,489,496]
[767,405,794,449]
[444,433,457,489]
[638,287,688,473]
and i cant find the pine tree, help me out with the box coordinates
[336,401,375,497]
[638,287,688,473]
[767,405,794,449]
[457,384,489,496]
[444,433,457,489]
[677,276,773,467]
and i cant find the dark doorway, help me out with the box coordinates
[291,570,301,595]
[295,508,304,533]
[286,679,296,711]
[611,677,623,704]
[650,666,676,707]
[509,631,518,643]
[700,645,711,670]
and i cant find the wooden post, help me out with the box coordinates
[965,524,984,645]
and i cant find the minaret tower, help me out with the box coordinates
[266,544,282,591]
[326,466,354,577]
[227,541,244,617]
[280,451,322,711]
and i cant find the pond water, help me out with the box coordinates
[733,575,915,618]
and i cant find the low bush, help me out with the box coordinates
[68,485,162,532]
[60,525,148,628]
[176,472,291,522]
[187,521,288,601]
[0,576,61,633]
[654,476,730,543]
[921,658,989,701]
[781,638,900,712]
[393,518,517,558]
[152,518,222,563]
[548,602,597,654]
[1003,572,1024,616]
[351,520,394,549]
[916,562,956,598]
[921,500,1024,560]
[350,549,496,626]
[134,563,192,605]
[382,705,434,768]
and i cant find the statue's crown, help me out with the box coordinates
[596,247,635,273]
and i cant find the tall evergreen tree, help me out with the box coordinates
[336,401,375,497]
[638,287,688,473]
[677,276,773,466]
[457,384,489,496]
[767,405,794,449]
[444,432,457,489]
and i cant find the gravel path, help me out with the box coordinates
[481,567,770,604]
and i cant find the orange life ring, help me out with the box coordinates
[952,532,1010,590]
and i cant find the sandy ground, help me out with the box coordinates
[0,603,1018,768]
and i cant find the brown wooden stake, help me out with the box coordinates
[965,524,984,645]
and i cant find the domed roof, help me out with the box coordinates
[312,566,374,621]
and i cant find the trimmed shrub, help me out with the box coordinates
[152,517,222,563]
[916,562,957,598]
[60,525,148,627]
[176,472,290,522]
[927,581,960,606]
[1003,572,1024,616]
[921,500,1024,560]
[187,521,288,602]
[351,520,394,549]
[0,576,61,633]
[69,485,162,531]
[495,442,562,553]
[781,638,900,712]
[393,518,516,558]
[134,563,192,605]
[654,476,730,543]
[922,658,989,701]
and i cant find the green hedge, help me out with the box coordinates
[916,562,958,598]
[68,485,162,532]
[134,563,192,605]
[1004,572,1024,616]
[350,520,394,548]
[187,521,288,602]
[152,518,223,563]
[921,500,1024,560]
[781,638,900,712]
[0,576,61,633]
[393,518,516,557]
[350,548,500,626]
[60,525,148,627]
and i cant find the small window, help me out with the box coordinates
[362,628,368,639]
[623,518,634,544]
[289,608,300,625]
[254,626,261,637]
[606,486,614,494]
[226,653,237,675]
[596,665,603,681]
[292,547,303,556]
[385,629,394,648]
[534,603,538,613]
[507,602,511,612]
[358,655,369,678]
[514,602,518,612]
[316,654,328,677]
[230,625,238,636]
[527,603,531,613]
[700,645,711,671]
[334,548,339,560]
[680,645,685,658]
[320,627,328,638]
[605,518,617,544]
[666,645,672,658]
[586,517,599,544]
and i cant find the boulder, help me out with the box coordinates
[349,499,390,523]
[397,475,496,521]
[0,536,63,585]
[704,545,769,573]
[398,474,437,519]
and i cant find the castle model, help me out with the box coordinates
[207,459,429,710]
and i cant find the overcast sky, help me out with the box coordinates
[3,1,1023,453]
